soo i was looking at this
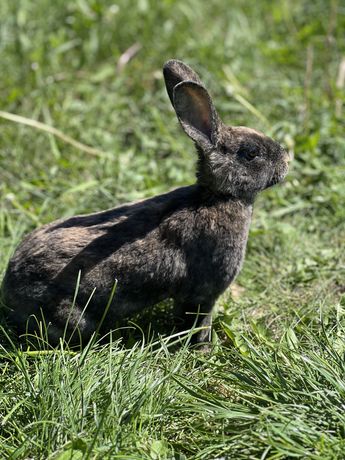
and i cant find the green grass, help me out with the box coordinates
[0,0,345,458]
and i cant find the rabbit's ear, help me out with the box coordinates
[173,81,220,150]
[163,60,203,106]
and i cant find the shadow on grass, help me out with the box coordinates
[0,298,189,352]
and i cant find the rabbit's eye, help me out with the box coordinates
[237,145,258,161]
[220,144,228,155]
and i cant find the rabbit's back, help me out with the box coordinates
[2,187,193,308]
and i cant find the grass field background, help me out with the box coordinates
[0,0,345,458]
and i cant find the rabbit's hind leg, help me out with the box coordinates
[48,299,97,346]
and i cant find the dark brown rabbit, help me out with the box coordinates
[1,60,290,345]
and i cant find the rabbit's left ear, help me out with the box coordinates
[163,59,203,106]
[172,81,220,150]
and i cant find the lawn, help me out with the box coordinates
[0,0,345,458]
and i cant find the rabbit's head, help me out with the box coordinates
[164,60,290,203]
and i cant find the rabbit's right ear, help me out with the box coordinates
[163,59,203,106]
[172,81,220,150]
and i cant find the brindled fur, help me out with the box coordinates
[1,60,290,345]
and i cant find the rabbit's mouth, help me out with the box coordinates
[267,160,289,188]
[267,152,290,188]
[266,175,282,188]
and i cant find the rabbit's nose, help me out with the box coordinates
[283,148,293,162]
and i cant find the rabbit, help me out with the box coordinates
[1,59,290,346]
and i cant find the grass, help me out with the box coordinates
[0,0,345,458]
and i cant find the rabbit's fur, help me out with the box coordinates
[1,60,290,345]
